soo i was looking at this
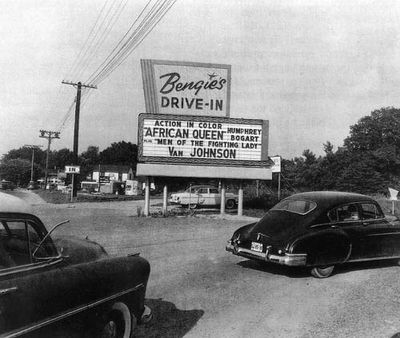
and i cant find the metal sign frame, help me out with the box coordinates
[141,59,231,117]
[138,113,270,167]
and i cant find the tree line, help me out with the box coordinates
[0,141,137,186]
[1,107,399,194]
[279,107,400,195]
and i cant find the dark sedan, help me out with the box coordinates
[0,193,152,337]
[226,191,400,278]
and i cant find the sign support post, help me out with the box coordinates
[220,180,226,214]
[238,180,243,216]
[163,185,168,216]
[144,177,150,216]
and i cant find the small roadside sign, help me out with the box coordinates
[65,165,80,174]
[270,156,281,173]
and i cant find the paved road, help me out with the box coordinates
[11,190,400,337]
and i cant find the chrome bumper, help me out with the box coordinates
[226,243,307,266]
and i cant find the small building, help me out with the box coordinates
[91,165,134,182]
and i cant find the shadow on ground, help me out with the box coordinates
[135,298,204,338]
[238,257,400,278]
[238,259,310,278]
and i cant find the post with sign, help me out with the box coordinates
[271,156,282,200]
[65,166,80,202]
[389,187,399,214]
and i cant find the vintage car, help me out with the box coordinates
[226,191,400,278]
[0,192,152,337]
[0,180,15,191]
[169,185,238,209]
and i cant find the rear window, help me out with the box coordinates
[271,199,317,215]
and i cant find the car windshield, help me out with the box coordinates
[270,199,317,215]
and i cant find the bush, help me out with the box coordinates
[244,195,280,210]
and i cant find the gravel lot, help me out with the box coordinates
[10,190,400,337]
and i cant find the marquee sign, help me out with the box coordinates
[138,113,269,167]
[141,59,231,117]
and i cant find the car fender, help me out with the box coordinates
[288,228,351,267]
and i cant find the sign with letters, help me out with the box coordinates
[141,59,231,117]
[138,113,269,167]
[65,165,80,174]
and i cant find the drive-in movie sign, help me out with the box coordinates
[138,113,269,166]
[141,59,231,117]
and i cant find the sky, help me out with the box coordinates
[1,0,400,160]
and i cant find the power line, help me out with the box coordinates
[94,0,177,85]
[65,0,110,80]
[73,0,124,80]
[84,0,153,84]
[86,0,176,85]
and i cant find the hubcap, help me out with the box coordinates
[102,320,117,338]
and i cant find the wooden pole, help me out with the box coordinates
[163,185,168,216]
[220,180,226,215]
[238,181,243,216]
[144,177,150,216]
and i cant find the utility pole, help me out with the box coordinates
[39,130,60,188]
[24,145,43,184]
[62,81,97,197]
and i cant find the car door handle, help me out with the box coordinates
[362,222,369,226]
[0,286,18,296]
[331,225,337,228]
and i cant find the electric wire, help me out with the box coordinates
[84,0,153,85]
[89,0,171,84]
[56,0,176,133]
[65,0,109,80]
[71,0,120,80]
[90,0,169,84]
[94,0,176,85]
[87,0,175,85]
[74,0,127,81]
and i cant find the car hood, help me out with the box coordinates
[53,236,108,265]
[244,210,310,243]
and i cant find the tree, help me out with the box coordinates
[79,146,100,180]
[0,159,41,186]
[99,141,138,167]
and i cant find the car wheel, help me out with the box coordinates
[100,302,134,338]
[311,265,334,278]
[226,199,236,209]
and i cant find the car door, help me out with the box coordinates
[359,202,400,258]
[0,215,90,337]
[195,188,208,206]
[328,203,368,260]
[208,188,220,205]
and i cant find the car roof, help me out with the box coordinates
[286,191,374,209]
[0,192,32,213]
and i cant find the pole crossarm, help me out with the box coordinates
[39,130,60,188]
[61,80,97,89]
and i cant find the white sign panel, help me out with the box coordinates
[65,165,80,174]
[270,156,281,173]
[138,114,269,167]
[141,60,231,117]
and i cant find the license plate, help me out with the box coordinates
[251,242,263,252]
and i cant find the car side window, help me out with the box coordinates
[0,220,48,269]
[360,203,382,220]
[210,188,219,193]
[197,188,208,194]
[328,204,360,222]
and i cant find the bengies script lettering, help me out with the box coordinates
[158,72,227,112]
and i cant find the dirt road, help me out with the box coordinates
[13,190,400,337]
